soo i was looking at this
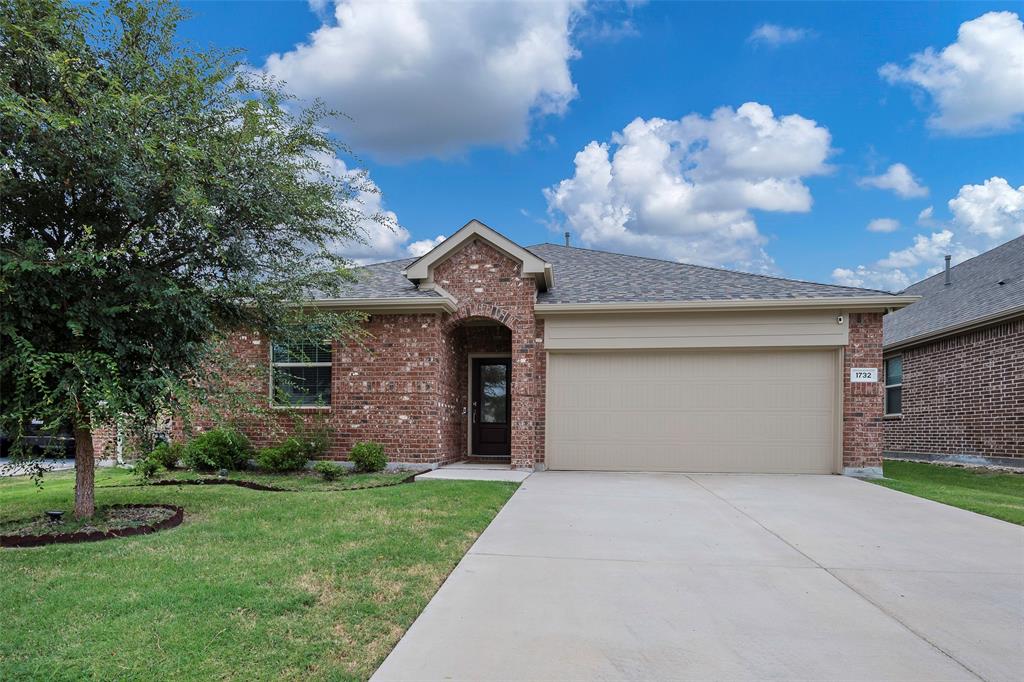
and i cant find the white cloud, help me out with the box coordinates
[858,163,929,198]
[831,229,977,291]
[867,218,900,233]
[831,266,915,292]
[264,0,582,161]
[917,205,935,226]
[544,102,834,270]
[312,150,440,264]
[880,11,1024,135]
[747,23,815,47]
[948,176,1024,240]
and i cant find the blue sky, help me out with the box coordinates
[178,1,1024,290]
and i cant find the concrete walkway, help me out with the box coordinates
[415,461,531,483]
[373,472,1024,681]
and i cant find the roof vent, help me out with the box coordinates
[944,254,952,286]
[564,231,570,247]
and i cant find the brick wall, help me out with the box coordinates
[843,312,885,471]
[884,317,1024,460]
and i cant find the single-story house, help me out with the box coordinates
[883,235,1023,466]
[138,220,918,475]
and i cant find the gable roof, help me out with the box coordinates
[403,219,552,290]
[321,224,914,312]
[884,235,1024,349]
[529,243,897,305]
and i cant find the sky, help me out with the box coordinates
[177,0,1024,291]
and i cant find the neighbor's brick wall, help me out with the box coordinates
[433,239,544,468]
[843,312,885,470]
[884,317,1024,460]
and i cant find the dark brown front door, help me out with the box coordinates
[471,357,511,457]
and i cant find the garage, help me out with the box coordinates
[546,348,839,473]
[542,310,846,474]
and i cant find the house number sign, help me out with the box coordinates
[850,367,878,382]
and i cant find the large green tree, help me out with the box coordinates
[1,0,369,517]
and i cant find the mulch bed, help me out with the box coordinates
[142,470,423,492]
[1,504,183,549]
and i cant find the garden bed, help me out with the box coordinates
[138,469,422,492]
[1,504,183,548]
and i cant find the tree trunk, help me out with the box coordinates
[73,423,96,519]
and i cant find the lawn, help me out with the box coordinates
[871,460,1024,525]
[0,468,517,681]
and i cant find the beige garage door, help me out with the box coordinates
[546,349,838,473]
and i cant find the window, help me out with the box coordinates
[270,341,332,407]
[884,356,902,415]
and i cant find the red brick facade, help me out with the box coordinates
[110,235,888,474]
[843,313,885,472]
[884,317,1024,461]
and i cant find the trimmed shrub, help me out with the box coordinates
[133,457,161,481]
[181,428,253,472]
[314,460,345,481]
[255,437,308,473]
[295,426,330,460]
[349,441,386,473]
[149,442,183,470]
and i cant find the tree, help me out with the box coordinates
[1,0,372,517]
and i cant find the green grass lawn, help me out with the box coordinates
[871,460,1024,525]
[0,468,517,681]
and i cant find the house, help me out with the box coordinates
[174,220,918,476]
[883,236,1024,466]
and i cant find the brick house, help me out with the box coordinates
[883,236,1024,465]
[154,220,915,476]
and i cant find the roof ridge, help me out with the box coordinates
[529,242,895,296]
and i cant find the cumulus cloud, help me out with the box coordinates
[747,23,815,47]
[264,0,582,161]
[948,176,1024,240]
[867,218,900,233]
[312,150,443,264]
[544,102,834,270]
[858,163,929,198]
[880,11,1024,135]
[833,176,1022,290]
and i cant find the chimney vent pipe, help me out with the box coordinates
[564,231,570,247]
[944,254,952,285]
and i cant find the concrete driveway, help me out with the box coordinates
[373,472,1024,681]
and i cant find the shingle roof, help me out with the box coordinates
[334,257,442,299]
[329,242,901,304]
[884,236,1024,348]
[529,243,894,304]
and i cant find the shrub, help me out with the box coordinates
[349,441,386,473]
[149,442,183,470]
[297,426,331,459]
[314,460,345,481]
[181,428,253,472]
[133,457,161,481]
[255,437,309,473]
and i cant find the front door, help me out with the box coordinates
[471,358,511,457]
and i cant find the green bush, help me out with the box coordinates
[133,457,161,481]
[255,437,309,473]
[149,442,183,470]
[349,441,386,473]
[314,460,345,481]
[294,425,331,460]
[181,428,253,472]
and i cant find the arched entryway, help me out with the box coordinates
[442,317,513,463]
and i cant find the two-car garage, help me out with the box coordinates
[543,309,846,474]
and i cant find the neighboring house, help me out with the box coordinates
[883,236,1024,465]
[127,220,915,475]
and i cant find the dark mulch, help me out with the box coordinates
[1,504,183,548]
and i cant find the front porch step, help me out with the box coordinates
[415,464,531,483]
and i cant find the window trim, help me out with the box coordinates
[884,355,903,417]
[269,341,333,410]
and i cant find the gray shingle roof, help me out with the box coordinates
[329,242,902,304]
[529,243,894,304]
[884,236,1024,348]
[334,257,441,299]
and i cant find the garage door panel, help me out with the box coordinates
[547,350,837,473]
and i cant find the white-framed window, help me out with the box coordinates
[270,341,332,407]
[884,356,902,415]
